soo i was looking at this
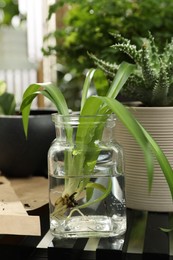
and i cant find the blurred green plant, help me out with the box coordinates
[42,0,173,110]
[0,80,16,115]
[43,0,173,73]
[0,0,19,26]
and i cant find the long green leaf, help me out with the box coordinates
[106,62,135,99]
[91,96,154,190]
[140,124,173,198]
[78,178,112,209]
[20,93,39,136]
[92,95,173,195]
[77,62,135,143]
[80,68,96,111]
[70,62,135,183]
[20,82,70,137]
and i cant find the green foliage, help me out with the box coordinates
[0,0,19,26]
[20,62,173,201]
[20,62,140,213]
[91,32,173,106]
[0,80,16,115]
[43,0,173,73]
[43,0,173,110]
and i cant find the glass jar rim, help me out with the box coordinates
[51,112,116,122]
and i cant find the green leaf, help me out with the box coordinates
[0,92,16,115]
[76,62,135,146]
[20,82,70,137]
[106,61,135,99]
[0,81,6,95]
[160,227,173,232]
[78,178,112,209]
[91,96,154,190]
[93,69,110,96]
[80,68,96,111]
[68,61,136,186]
[20,84,44,136]
[140,124,173,198]
[86,181,107,201]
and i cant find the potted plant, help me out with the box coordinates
[20,62,173,238]
[44,0,173,111]
[90,32,173,211]
[0,81,56,178]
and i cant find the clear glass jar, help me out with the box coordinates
[48,113,126,239]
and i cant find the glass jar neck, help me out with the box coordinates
[52,113,116,142]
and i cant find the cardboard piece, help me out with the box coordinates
[0,215,40,236]
[10,176,48,211]
[0,176,41,236]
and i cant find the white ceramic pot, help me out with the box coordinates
[115,106,173,212]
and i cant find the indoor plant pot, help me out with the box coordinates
[0,81,56,178]
[115,106,173,211]
[91,32,173,212]
[0,109,56,178]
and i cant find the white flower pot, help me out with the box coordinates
[115,106,173,212]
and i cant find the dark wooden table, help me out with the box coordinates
[0,204,173,260]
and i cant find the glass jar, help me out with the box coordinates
[48,113,126,239]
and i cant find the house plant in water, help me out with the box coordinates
[90,32,173,211]
[20,62,173,239]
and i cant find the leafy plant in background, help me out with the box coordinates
[44,0,173,71]
[0,0,19,26]
[0,0,26,29]
[90,32,173,106]
[20,62,173,219]
[43,0,173,110]
[0,80,16,115]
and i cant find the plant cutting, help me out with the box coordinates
[90,32,173,211]
[20,62,173,238]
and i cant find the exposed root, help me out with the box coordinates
[51,192,78,219]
